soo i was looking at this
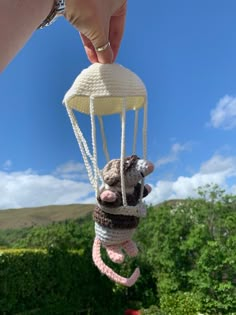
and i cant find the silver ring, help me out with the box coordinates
[95,41,111,52]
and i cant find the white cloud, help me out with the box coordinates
[200,154,236,176]
[55,160,85,174]
[230,184,236,195]
[209,95,236,129]
[0,168,94,210]
[2,160,12,171]
[146,154,236,205]
[156,142,191,167]
[54,160,88,180]
[1,154,236,210]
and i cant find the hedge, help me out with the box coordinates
[0,248,124,315]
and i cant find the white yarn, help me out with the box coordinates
[90,96,99,197]
[98,115,110,162]
[132,109,139,155]
[139,101,148,201]
[120,99,127,207]
[63,63,147,116]
[65,105,96,189]
[63,63,148,202]
[95,222,135,245]
[143,100,148,160]
[67,108,93,160]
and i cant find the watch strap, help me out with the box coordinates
[38,0,66,29]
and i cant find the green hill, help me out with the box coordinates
[0,204,94,230]
[0,200,186,230]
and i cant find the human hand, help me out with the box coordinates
[65,0,127,64]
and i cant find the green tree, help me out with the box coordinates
[135,184,236,314]
[1,184,235,314]
[13,216,94,250]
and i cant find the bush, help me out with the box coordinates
[0,184,235,314]
[141,305,164,315]
[160,292,201,315]
[13,217,94,250]
[0,248,125,314]
[135,185,236,314]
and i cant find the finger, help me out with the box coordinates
[91,21,113,64]
[96,39,113,64]
[109,14,126,62]
[81,27,113,64]
[80,32,98,63]
[109,2,127,62]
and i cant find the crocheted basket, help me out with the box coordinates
[63,63,147,115]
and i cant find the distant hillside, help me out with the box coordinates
[0,204,94,230]
[0,199,186,230]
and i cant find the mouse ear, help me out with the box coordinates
[103,174,120,186]
[102,159,120,186]
[124,155,139,172]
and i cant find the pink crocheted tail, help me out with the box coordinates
[92,237,140,287]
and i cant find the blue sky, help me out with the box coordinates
[1,0,236,209]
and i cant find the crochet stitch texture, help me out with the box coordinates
[63,63,147,115]
[63,63,153,287]
[92,155,154,286]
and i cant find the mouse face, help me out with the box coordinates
[102,155,154,188]
[123,156,154,187]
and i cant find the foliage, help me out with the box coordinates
[0,227,31,249]
[0,184,235,314]
[12,216,94,250]
[160,292,201,315]
[136,184,236,314]
[0,248,125,315]
[141,305,164,315]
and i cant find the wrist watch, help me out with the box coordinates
[38,0,66,29]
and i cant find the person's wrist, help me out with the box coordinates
[38,0,66,29]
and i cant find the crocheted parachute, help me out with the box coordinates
[63,63,154,287]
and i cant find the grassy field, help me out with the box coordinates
[0,204,94,230]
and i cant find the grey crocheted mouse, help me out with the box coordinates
[92,155,154,287]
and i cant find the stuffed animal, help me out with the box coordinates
[92,155,154,287]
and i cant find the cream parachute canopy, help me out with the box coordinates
[63,63,147,206]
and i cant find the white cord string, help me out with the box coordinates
[66,107,93,161]
[98,115,110,163]
[90,97,99,197]
[66,95,147,203]
[140,98,148,201]
[65,105,96,189]
[120,97,127,207]
[132,109,139,155]
[143,98,148,160]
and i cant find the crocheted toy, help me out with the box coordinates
[63,63,153,287]
[92,155,154,287]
